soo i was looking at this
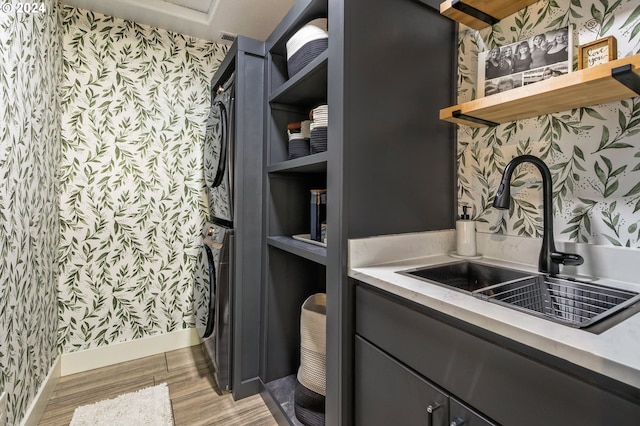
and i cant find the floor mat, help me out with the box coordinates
[70,383,173,426]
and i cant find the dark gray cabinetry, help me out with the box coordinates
[355,282,640,426]
[231,39,267,401]
[327,2,456,422]
[355,336,494,426]
[260,1,329,422]
[260,0,457,423]
[204,37,265,400]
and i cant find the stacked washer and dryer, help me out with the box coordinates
[199,69,235,392]
[194,37,265,399]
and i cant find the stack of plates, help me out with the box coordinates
[286,19,328,78]
[310,105,328,154]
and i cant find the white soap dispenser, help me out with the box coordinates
[456,205,477,257]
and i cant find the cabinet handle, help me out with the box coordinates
[450,418,465,426]
[426,402,441,426]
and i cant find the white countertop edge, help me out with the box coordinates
[348,252,640,390]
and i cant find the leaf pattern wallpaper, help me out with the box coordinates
[58,6,228,352]
[0,0,62,423]
[457,0,640,248]
[3,0,636,424]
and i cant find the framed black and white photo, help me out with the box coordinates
[478,26,575,97]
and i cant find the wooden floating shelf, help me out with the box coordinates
[440,0,539,30]
[440,54,640,128]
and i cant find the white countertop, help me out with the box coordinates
[348,230,640,389]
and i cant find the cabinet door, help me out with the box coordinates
[354,336,448,426]
[450,398,496,426]
[355,283,640,426]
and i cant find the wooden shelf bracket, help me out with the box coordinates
[451,0,498,26]
[452,109,499,127]
[612,64,640,96]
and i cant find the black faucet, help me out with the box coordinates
[493,155,583,275]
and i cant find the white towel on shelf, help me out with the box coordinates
[310,105,328,129]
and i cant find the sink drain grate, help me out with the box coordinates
[475,276,640,328]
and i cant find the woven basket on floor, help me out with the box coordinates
[297,293,326,396]
[294,379,325,426]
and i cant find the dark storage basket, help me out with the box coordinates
[310,126,327,154]
[287,38,328,78]
[294,293,326,426]
[288,137,310,159]
[294,379,325,426]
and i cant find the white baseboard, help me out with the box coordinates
[20,355,61,426]
[61,328,201,376]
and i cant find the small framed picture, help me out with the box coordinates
[578,36,617,70]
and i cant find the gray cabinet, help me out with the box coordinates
[203,37,266,401]
[355,336,494,426]
[260,0,457,423]
[355,282,640,426]
[260,1,329,423]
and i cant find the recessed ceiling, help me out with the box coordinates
[63,0,295,44]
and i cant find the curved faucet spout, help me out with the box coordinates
[492,155,583,275]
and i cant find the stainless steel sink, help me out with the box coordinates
[399,261,533,292]
[475,275,640,328]
[399,261,640,329]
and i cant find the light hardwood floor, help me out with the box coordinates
[39,346,277,426]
